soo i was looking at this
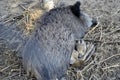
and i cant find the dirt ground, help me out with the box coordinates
[0,0,120,80]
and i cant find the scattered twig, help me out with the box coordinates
[99,24,103,41]
[84,39,120,45]
[0,15,8,20]
[2,73,18,80]
[3,15,24,24]
[99,54,120,64]
[19,4,28,10]
[77,70,84,80]
[102,64,120,70]
[89,74,98,80]
[81,61,95,73]
[0,64,15,72]
[103,27,120,36]
[84,23,99,38]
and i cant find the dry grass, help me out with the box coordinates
[0,0,120,80]
[0,1,45,80]
[21,8,44,34]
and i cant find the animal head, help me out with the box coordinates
[70,1,97,38]
[70,1,97,28]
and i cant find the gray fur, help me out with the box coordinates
[22,5,94,80]
[0,2,96,80]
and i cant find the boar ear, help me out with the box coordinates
[70,1,81,17]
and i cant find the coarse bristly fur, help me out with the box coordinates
[0,1,97,80]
